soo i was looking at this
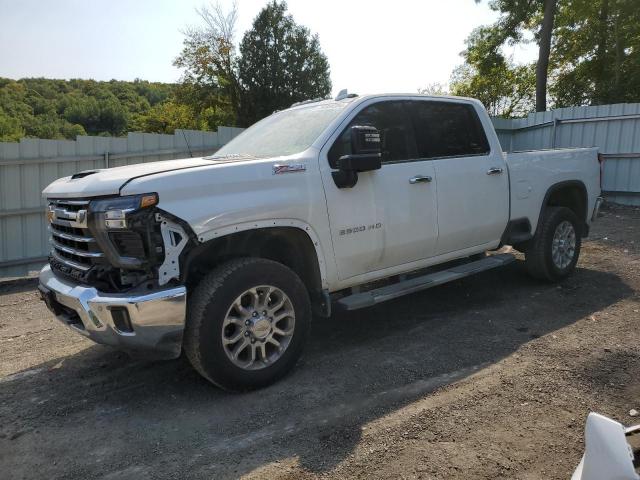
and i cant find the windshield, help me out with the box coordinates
[210,102,348,159]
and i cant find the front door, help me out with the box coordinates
[319,100,439,281]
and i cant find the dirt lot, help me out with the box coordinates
[1,203,639,480]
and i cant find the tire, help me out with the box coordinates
[184,258,311,391]
[525,206,582,282]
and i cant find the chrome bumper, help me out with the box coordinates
[38,265,187,359]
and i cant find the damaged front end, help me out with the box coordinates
[39,193,193,358]
[46,193,190,292]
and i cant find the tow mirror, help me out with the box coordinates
[332,126,382,188]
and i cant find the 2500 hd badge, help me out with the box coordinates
[339,223,383,236]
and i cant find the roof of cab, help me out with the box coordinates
[289,92,481,110]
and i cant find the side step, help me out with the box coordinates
[336,253,516,311]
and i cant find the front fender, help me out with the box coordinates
[198,219,330,290]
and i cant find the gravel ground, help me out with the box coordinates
[1,203,639,479]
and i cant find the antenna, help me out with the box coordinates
[335,89,349,100]
[180,129,194,158]
[335,89,358,101]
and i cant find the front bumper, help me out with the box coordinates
[38,265,187,359]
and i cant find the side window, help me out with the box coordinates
[411,101,490,159]
[328,101,417,167]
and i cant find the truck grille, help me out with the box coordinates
[48,199,104,272]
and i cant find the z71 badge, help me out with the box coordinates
[339,223,382,236]
[273,163,306,175]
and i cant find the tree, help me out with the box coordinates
[99,97,129,135]
[536,0,557,111]
[470,0,556,112]
[175,1,332,127]
[461,0,640,113]
[237,1,332,125]
[417,83,449,96]
[0,108,25,142]
[173,2,239,126]
[551,0,640,106]
[449,26,535,117]
[451,62,535,117]
[132,102,198,133]
[0,77,180,140]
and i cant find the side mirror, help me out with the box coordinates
[332,126,382,188]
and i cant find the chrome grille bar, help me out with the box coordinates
[50,217,81,228]
[49,228,95,243]
[48,198,104,275]
[51,199,90,206]
[51,250,92,271]
[50,239,104,258]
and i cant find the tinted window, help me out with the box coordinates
[410,101,490,159]
[328,101,417,167]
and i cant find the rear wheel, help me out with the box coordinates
[184,258,311,391]
[525,206,582,281]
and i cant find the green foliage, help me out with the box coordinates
[451,62,536,117]
[173,2,239,129]
[0,77,179,141]
[417,83,449,96]
[551,0,640,107]
[0,107,25,142]
[450,26,536,117]
[131,102,198,133]
[174,0,332,127]
[237,1,332,125]
[458,0,640,115]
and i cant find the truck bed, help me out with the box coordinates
[505,147,601,232]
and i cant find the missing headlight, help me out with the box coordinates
[109,231,146,258]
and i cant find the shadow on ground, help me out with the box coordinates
[0,261,633,479]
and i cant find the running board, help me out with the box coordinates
[336,253,516,311]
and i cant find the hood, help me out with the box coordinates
[42,157,214,198]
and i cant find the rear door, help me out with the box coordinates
[320,100,439,281]
[410,100,509,255]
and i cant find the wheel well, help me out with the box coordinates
[544,182,588,232]
[182,227,323,303]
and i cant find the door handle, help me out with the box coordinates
[487,167,504,175]
[409,175,433,184]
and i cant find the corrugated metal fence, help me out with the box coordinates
[0,127,243,278]
[491,103,640,206]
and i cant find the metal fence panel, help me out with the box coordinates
[0,127,243,277]
[492,103,640,207]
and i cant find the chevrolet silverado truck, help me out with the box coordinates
[38,92,603,391]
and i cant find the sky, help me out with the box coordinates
[0,0,537,96]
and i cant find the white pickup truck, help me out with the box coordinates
[39,92,603,391]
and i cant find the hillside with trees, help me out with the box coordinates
[0,1,332,142]
[0,78,182,142]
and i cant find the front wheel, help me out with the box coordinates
[525,206,582,282]
[184,258,311,391]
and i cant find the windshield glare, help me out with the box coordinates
[210,102,347,159]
